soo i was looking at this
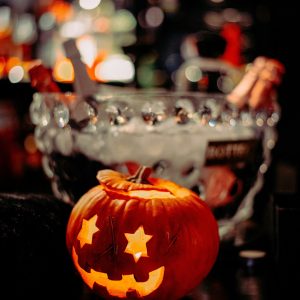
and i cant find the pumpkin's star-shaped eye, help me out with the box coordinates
[77,215,99,248]
[124,226,152,262]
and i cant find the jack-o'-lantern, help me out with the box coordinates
[66,166,219,299]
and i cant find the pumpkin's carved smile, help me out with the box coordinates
[74,218,165,298]
[72,247,165,298]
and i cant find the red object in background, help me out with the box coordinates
[0,57,6,78]
[0,102,24,179]
[0,101,42,187]
[28,64,61,92]
[201,166,243,209]
[22,44,33,61]
[35,0,73,23]
[221,22,243,67]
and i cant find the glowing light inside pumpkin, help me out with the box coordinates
[124,226,152,263]
[128,190,175,199]
[72,247,165,297]
[77,215,99,248]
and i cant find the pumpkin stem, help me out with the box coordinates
[127,166,152,184]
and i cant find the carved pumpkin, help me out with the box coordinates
[66,167,219,299]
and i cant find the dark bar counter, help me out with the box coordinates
[2,192,299,300]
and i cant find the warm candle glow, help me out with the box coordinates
[77,215,99,248]
[72,247,165,298]
[124,226,152,262]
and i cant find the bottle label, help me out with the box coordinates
[204,139,259,166]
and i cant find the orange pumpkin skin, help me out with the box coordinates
[66,169,219,300]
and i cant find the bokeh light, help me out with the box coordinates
[94,17,110,33]
[13,13,37,44]
[49,0,73,23]
[223,8,241,23]
[94,54,134,82]
[161,0,179,13]
[0,6,11,38]
[60,20,88,38]
[79,0,102,10]
[210,0,224,3]
[145,6,164,28]
[24,134,38,154]
[39,12,56,31]
[112,9,137,32]
[8,65,24,83]
[115,33,137,47]
[76,36,97,67]
[185,66,203,82]
[203,11,224,29]
[53,58,74,82]
[217,75,235,93]
[6,57,22,71]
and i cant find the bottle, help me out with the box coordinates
[28,64,61,93]
[227,57,285,110]
[62,39,100,118]
[226,56,268,108]
[248,59,285,110]
[62,39,98,99]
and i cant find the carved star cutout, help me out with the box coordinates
[124,226,152,262]
[77,215,99,248]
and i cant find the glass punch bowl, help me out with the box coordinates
[29,90,279,243]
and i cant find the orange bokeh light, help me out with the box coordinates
[49,0,74,23]
[53,57,74,82]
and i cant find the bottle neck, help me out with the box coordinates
[227,57,284,110]
[249,59,285,110]
[63,39,98,98]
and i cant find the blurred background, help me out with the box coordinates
[1,1,299,299]
[0,0,298,195]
